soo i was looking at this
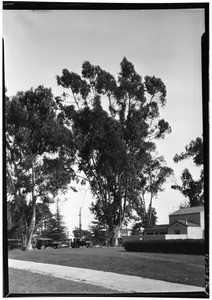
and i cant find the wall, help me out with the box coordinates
[187,226,203,239]
[165,234,188,240]
[143,228,168,235]
[200,211,204,228]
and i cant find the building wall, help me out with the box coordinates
[200,211,204,228]
[168,223,188,235]
[120,229,131,236]
[169,212,200,226]
[143,230,168,235]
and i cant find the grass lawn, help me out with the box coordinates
[8,247,205,287]
[8,268,122,295]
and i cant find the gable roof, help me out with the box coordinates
[168,219,200,228]
[169,206,204,216]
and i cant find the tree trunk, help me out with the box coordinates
[24,158,37,251]
[148,193,153,227]
[22,233,27,250]
[107,223,122,247]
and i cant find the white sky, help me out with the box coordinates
[3,8,205,234]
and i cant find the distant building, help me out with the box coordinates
[118,228,133,245]
[124,206,205,243]
[142,206,204,240]
[143,224,169,236]
[168,206,204,239]
[120,228,131,237]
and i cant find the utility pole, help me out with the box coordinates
[79,208,82,238]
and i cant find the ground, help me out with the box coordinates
[9,268,123,294]
[8,246,205,289]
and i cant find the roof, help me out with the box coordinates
[169,206,204,216]
[168,219,200,227]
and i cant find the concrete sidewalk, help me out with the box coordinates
[9,259,205,293]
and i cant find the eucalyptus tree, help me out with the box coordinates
[56,57,172,245]
[6,86,75,250]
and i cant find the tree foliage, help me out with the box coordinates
[173,137,203,166]
[73,228,92,240]
[131,207,158,235]
[57,58,172,245]
[171,137,204,207]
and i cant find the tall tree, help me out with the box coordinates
[56,58,172,245]
[171,137,204,207]
[6,86,75,250]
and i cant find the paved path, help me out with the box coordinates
[9,259,205,293]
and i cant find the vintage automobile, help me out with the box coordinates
[71,237,92,248]
[8,239,22,250]
[35,237,59,249]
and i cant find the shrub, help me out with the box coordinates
[123,239,205,255]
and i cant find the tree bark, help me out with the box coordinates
[25,197,36,250]
[24,158,37,251]
[107,222,123,247]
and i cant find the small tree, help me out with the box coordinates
[131,206,158,235]
[89,221,108,246]
[171,137,204,207]
[42,198,67,240]
[133,156,173,226]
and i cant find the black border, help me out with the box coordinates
[3,37,9,298]
[2,2,209,298]
[2,1,210,10]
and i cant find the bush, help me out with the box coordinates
[123,239,205,255]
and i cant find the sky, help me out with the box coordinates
[3,8,205,235]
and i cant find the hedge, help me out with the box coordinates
[123,239,205,255]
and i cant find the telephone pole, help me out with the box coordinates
[79,208,82,238]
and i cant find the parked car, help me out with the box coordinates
[36,238,58,249]
[59,242,70,248]
[71,238,92,248]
